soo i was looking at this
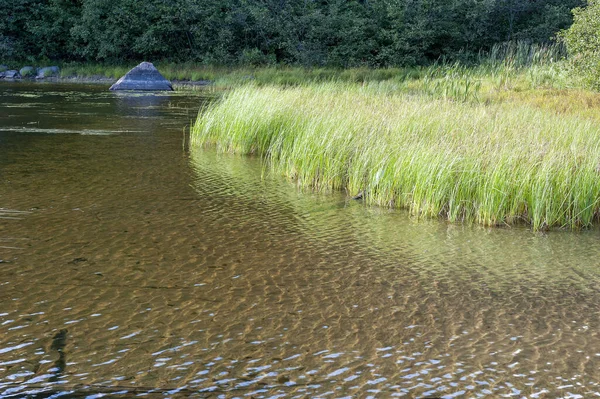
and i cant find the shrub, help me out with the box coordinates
[560,0,600,89]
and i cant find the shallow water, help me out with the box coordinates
[1,82,600,398]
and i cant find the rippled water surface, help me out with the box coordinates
[1,82,600,398]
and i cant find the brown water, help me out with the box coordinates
[1,82,600,399]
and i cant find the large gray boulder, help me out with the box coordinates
[109,62,173,91]
[36,66,60,79]
[4,70,21,79]
[19,66,36,78]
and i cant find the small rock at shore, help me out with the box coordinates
[0,65,8,72]
[20,66,36,78]
[3,70,21,79]
[36,66,60,79]
[109,62,173,91]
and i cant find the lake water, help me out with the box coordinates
[1,82,600,398]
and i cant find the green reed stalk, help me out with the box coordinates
[192,83,600,230]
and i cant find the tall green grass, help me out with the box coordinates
[192,84,600,230]
[27,42,571,98]
[482,41,567,68]
[59,64,132,79]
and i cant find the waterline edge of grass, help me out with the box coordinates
[191,84,600,231]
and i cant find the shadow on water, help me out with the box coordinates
[112,91,174,119]
[48,330,67,383]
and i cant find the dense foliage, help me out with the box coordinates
[561,0,600,89]
[0,0,585,66]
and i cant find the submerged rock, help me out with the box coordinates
[20,66,36,78]
[37,66,60,79]
[4,70,21,79]
[109,62,173,91]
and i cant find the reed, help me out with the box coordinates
[59,64,132,79]
[49,41,569,94]
[192,83,600,230]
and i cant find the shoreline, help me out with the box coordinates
[0,76,213,87]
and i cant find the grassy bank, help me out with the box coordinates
[1,42,569,90]
[55,62,464,87]
[54,60,570,92]
[192,83,600,231]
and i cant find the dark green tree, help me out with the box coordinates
[0,0,588,66]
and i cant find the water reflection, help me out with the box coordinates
[112,91,175,119]
[0,82,599,398]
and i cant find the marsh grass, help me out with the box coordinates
[56,61,426,86]
[192,83,600,230]
[59,64,132,79]
[43,42,571,100]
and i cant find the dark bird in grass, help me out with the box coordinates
[352,190,364,200]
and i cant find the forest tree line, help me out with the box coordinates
[0,0,586,67]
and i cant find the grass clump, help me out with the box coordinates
[59,63,132,79]
[192,84,600,230]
